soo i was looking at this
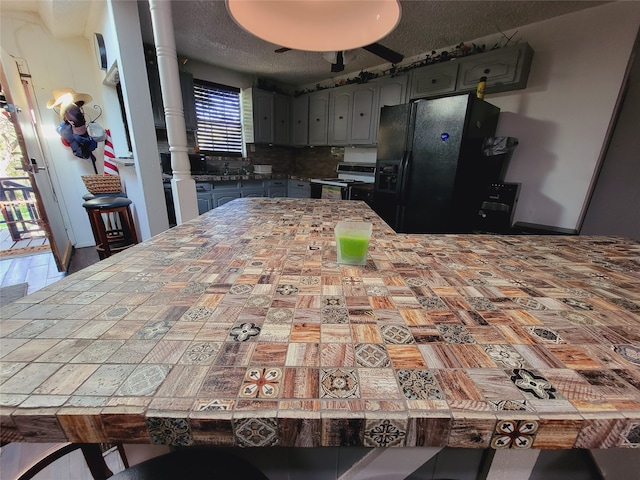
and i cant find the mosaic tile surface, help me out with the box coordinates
[1,198,639,449]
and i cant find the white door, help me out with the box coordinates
[1,54,72,271]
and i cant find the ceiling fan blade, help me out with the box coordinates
[362,43,404,64]
[274,47,291,53]
[331,51,345,72]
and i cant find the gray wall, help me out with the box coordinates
[580,29,640,241]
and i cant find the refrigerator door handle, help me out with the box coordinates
[398,150,411,205]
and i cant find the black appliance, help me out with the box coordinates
[160,153,207,175]
[372,94,502,233]
[476,182,521,233]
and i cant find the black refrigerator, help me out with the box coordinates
[373,93,501,233]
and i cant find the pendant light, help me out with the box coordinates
[226,0,401,52]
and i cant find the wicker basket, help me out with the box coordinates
[81,175,123,194]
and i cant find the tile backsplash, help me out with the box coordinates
[157,127,370,178]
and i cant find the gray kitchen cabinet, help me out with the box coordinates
[328,87,352,145]
[350,83,378,144]
[241,180,266,198]
[287,179,311,198]
[267,179,288,198]
[196,182,213,215]
[408,43,534,100]
[408,61,459,100]
[197,193,212,214]
[252,89,274,144]
[290,95,309,146]
[377,75,408,109]
[212,181,241,208]
[328,83,378,145]
[246,88,290,145]
[274,94,291,145]
[456,43,534,95]
[145,45,197,131]
[374,75,408,143]
[213,190,241,207]
[308,90,330,146]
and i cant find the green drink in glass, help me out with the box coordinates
[335,221,372,265]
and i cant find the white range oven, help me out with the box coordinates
[310,163,376,201]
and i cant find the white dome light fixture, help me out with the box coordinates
[226,0,402,52]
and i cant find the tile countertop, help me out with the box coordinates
[1,198,639,449]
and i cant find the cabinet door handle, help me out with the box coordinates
[359,113,364,117]
[484,68,491,74]
[339,116,344,119]
[316,118,320,122]
[431,79,437,84]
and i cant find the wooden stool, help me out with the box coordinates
[83,197,138,259]
[82,191,126,201]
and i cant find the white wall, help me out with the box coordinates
[1,10,104,248]
[484,2,640,230]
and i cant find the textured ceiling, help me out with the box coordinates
[2,1,606,89]
[137,1,606,88]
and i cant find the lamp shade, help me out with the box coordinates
[226,0,401,52]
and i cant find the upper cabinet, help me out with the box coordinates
[274,94,291,145]
[243,43,533,147]
[409,62,458,100]
[409,42,534,100]
[374,75,408,143]
[290,95,309,146]
[144,45,197,131]
[308,90,330,146]
[328,87,352,145]
[456,42,534,94]
[246,88,291,145]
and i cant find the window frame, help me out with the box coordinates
[193,79,243,157]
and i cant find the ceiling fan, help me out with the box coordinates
[275,42,404,72]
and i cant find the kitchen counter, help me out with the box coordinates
[1,198,639,450]
[162,173,306,183]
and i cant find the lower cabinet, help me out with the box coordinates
[197,193,212,215]
[203,179,309,209]
[196,183,213,215]
[241,180,266,198]
[267,179,288,198]
[287,180,311,198]
[212,181,241,208]
[213,190,241,208]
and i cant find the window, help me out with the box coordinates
[193,80,242,156]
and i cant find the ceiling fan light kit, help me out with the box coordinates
[226,0,401,52]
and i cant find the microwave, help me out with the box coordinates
[160,153,207,175]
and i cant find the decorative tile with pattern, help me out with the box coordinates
[234,417,278,447]
[380,324,415,344]
[482,344,529,368]
[229,322,261,341]
[239,367,282,398]
[510,369,559,400]
[364,419,407,447]
[396,369,443,400]
[354,343,391,367]
[436,325,476,344]
[147,417,193,446]
[320,368,360,398]
[614,344,640,366]
[490,420,538,449]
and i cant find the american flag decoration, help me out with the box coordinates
[103,128,118,175]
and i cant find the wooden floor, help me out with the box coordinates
[0,246,101,295]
